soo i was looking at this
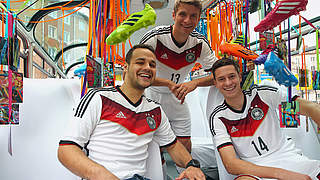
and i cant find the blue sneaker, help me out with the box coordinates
[254,44,276,65]
[254,54,268,65]
[264,51,298,87]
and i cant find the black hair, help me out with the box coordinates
[211,57,240,79]
[125,44,155,64]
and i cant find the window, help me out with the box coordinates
[78,35,86,43]
[25,16,31,22]
[64,53,70,61]
[44,61,54,77]
[64,31,70,43]
[48,47,56,58]
[311,66,315,71]
[77,39,86,43]
[62,52,71,66]
[79,19,85,31]
[26,0,33,6]
[32,51,48,79]
[48,25,57,39]
[64,16,71,25]
[49,11,58,19]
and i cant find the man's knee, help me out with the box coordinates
[177,137,191,152]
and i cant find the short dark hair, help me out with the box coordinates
[125,44,155,64]
[211,57,240,79]
[174,0,202,14]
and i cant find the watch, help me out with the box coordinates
[186,159,200,168]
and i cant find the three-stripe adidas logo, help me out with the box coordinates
[122,15,143,26]
[231,126,239,133]
[275,1,302,14]
[238,49,256,56]
[254,0,307,32]
[161,53,168,59]
[116,111,126,119]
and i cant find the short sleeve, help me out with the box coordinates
[140,29,157,50]
[60,92,102,148]
[153,107,176,147]
[211,115,232,150]
[258,85,283,108]
[198,41,217,70]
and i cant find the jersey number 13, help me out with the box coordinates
[171,73,181,84]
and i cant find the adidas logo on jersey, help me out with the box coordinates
[231,126,238,133]
[160,53,168,59]
[116,111,126,119]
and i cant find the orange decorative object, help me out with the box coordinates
[191,63,202,72]
[219,42,258,60]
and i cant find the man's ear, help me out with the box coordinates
[172,10,175,21]
[212,78,216,85]
[123,63,128,72]
[122,63,129,80]
[210,73,216,85]
[197,13,201,22]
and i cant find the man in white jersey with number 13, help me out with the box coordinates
[140,0,217,154]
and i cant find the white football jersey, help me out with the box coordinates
[140,25,217,93]
[209,85,286,159]
[59,86,176,179]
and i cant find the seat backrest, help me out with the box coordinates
[206,86,237,179]
[0,78,80,180]
[145,140,163,180]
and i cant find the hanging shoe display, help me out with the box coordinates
[254,0,308,32]
[219,42,258,60]
[106,4,156,45]
[264,51,298,87]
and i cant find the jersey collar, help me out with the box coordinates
[170,25,187,48]
[116,85,143,107]
[224,92,247,113]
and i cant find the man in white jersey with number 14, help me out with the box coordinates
[209,57,320,180]
[140,0,217,153]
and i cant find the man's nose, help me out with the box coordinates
[184,15,191,23]
[143,63,152,70]
[225,78,232,85]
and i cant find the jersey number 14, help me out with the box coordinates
[251,136,269,156]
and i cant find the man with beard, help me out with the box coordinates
[57,44,205,180]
